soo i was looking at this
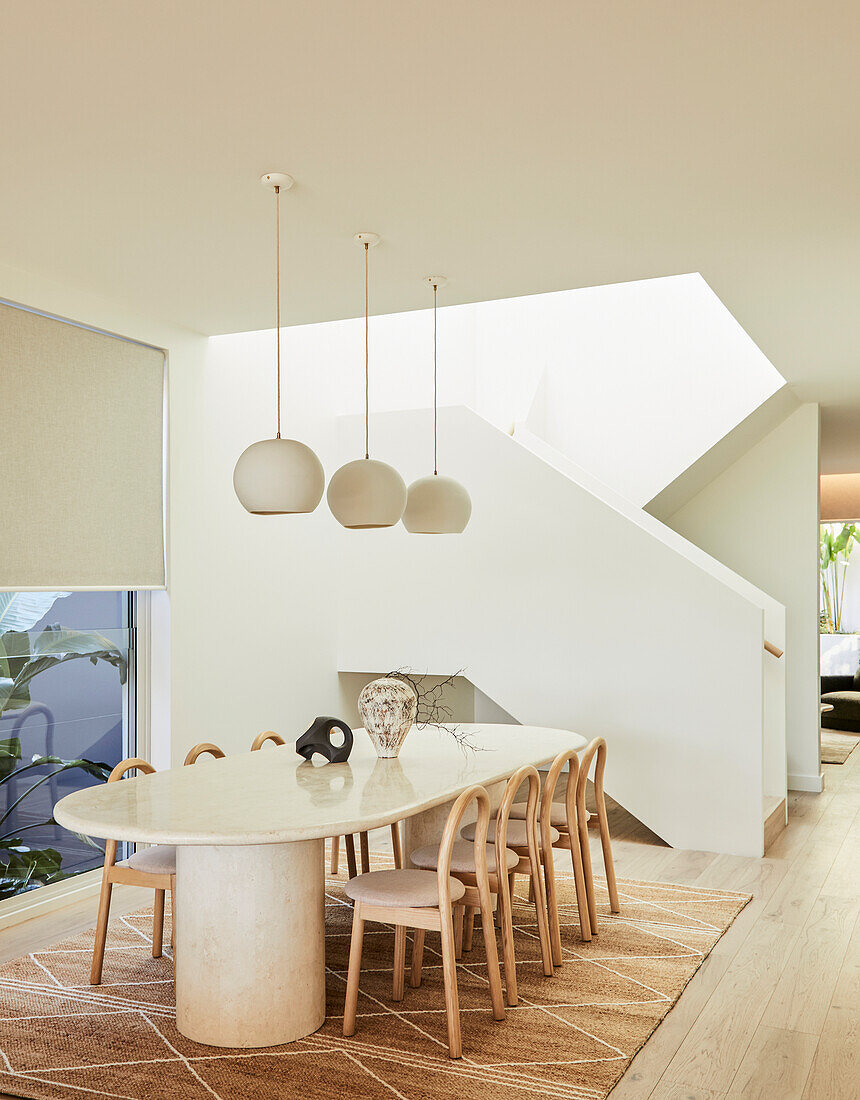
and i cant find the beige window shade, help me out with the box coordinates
[1,302,166,589]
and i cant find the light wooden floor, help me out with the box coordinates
[0,746,857,1100]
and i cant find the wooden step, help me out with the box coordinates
[763,795,787,851]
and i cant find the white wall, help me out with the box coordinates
[519,273,784,505]
[337,407,774,856]
[665,405,821,791]
[1,258,791,811]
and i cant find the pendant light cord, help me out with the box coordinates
[275,185,281,439]
[364,242,370,459]
[433,281,438,475]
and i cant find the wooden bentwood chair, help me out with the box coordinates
[90,759,176,984]
[251,729,403,879]
[90,745,227,984]
[412,765,552,1006]
[343,784,505,1058]
[509,738,619,942]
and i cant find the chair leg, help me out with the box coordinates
[343,903,365,1036]
[463,906,476,952]
[579,814,598,933]
[390,821,403,869]
[453,904,465,959]
[169,876,177,951]
[345,834,357,880]
[542,852,563,969]
[393,924,407,1001]
[90,872,113,985]
[497,877,518,1006]
[476,869,505,1024]
[330,835,340,875]
[530,847,554,975]
[597,812,620,914]
[566,837,592,941]
[152,889,165,958]
[439,906,463,1058]
[359,831,370,874]
[410,928,425,987]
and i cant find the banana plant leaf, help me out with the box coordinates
[0,593,69,634]
[0,624,127,715]
[0,737,22,780]
[0,841,66,901]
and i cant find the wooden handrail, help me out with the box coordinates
[764,640,784,659]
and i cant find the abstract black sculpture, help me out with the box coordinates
[295,716,354,763]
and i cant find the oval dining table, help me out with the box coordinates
[54,723,586,1049]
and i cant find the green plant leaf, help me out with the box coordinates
[0,593,69,634]
[0,626,128,718]
[0,737,22,780]
[0,842,66,901]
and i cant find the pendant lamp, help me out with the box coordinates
[233,173,325,514]
[327,234,407,529]
[402,277,472,534]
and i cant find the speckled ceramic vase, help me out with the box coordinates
[357,677,418,759]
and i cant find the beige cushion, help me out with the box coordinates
[344,869,465,907]
[460,818,560,847]
[508,801,570,828]
[123,845,176,875]
[410,840,519,874]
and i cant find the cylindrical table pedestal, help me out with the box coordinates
[175,840,325,1047]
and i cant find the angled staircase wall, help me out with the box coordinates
[336,406,786,857]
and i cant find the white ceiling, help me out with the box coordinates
[2,2,858,422]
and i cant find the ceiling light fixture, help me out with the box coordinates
[327,233,407,529]
[402,276,472,534]
[233,173,325,515]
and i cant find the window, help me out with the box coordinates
[0,591,135,902]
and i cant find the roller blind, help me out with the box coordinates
[1,302,166,589]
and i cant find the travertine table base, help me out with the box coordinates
[54,724,586,1049]
[174,841,325,1047]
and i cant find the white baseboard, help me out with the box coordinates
[787,772,825,793]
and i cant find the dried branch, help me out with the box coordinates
[384,668,483,752]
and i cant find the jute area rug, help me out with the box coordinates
[0,859,749,1100]
[821,728,860,764]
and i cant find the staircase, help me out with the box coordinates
[335,406,787,858]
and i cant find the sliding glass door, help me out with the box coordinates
[0,591,135,902]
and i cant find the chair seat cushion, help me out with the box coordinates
[460,818,560,847]
[508,801,570,828]
[344,868,465,907]
[411,840,519,874]
[123,845,177,875]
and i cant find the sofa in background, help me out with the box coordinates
[820,670,860,732]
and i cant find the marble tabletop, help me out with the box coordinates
[54,724,587,846]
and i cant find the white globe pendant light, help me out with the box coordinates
[402,277,472,534]
[233,173,325,515]
[327,234,407,529]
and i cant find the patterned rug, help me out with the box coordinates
[821,728,860,764]
[0,858,749,1099]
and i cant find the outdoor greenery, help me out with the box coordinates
[820,523,858,633]
[0,593,127,901]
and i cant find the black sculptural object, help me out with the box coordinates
[296,716,354,763]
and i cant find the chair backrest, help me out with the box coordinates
[183,742,226,765]
[495,764,542,876]
[102,757,158,866]
[437,784,491,911]
[542,749,581,834]
[107,757,157,783]
[250,730,286,752]
[575,738,607,822]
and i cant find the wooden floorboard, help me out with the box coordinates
[0,747,857,1099]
